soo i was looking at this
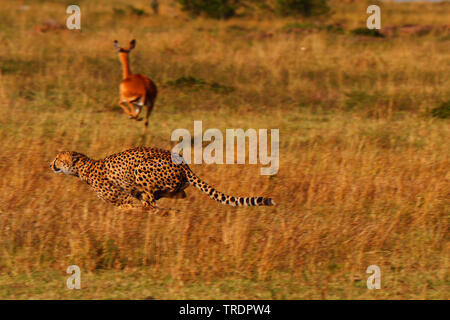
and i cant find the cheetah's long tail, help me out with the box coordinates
[183,167,275,207]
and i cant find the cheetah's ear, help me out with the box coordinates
[71,152,82,165]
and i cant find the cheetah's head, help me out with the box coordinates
[51,151,86,176]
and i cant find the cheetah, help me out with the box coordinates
[50,147,274,209]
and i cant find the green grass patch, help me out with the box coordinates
[351,28,384,38]
[431,101,450,119]
[166,76,235,94]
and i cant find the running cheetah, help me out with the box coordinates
[50,147,274,209]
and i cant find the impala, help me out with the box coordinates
[114,39,158,127]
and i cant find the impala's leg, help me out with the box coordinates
[133,103,143,119]
[144,99,155,127]
[133,96,145,120]
[119,100,135,118]
[125,98,143,121]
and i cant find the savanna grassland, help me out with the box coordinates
[0,0,448,299]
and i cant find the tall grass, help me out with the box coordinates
[0,0,448,299]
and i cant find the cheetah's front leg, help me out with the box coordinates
[139,190,157,209]
[93,180,137,208]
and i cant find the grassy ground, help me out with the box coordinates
[0,267,442,300]
[0,0,448,299]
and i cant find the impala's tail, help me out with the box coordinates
[183,167,274,207]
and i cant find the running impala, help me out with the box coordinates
[114,39,158,127]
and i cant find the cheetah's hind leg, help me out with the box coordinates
[140,190,181,214]
[154,190,187,200]
[138,190,158,210]
[114,193,141,210]
[117,203,136,210]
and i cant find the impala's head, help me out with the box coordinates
[114,39,136,55]
[51,151,87,176]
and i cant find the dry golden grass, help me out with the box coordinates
[0,0,448,299]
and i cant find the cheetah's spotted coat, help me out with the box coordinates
[51,147,274,209]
